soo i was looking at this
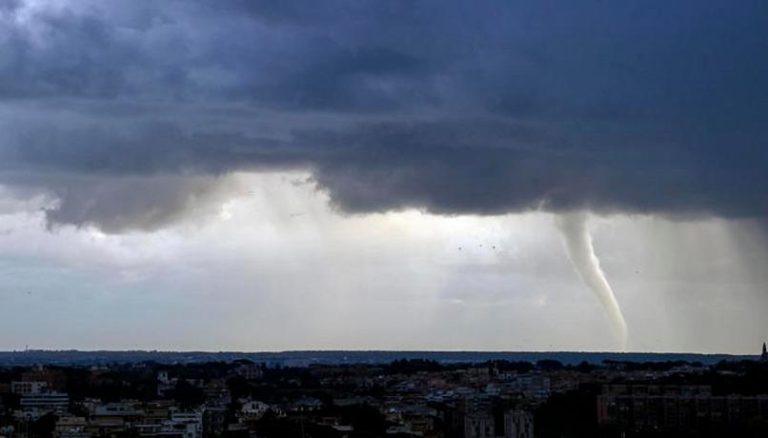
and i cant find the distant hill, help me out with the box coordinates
[0,350,755,367]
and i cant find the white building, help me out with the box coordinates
[54,416,89,438]
[11,381,48,395]
[239,401,270,420]
[167,410,203,438]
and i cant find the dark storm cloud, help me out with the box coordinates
[0,0,766,230]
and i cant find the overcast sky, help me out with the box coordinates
[0,0,766,353]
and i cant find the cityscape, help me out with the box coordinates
[2,349,768,437]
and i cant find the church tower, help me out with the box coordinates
[761,342,768,362]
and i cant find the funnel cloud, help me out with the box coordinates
[0,0,766,353]
[556,212,628,349]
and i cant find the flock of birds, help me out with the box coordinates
[457,244,498,251]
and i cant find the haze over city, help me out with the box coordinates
[1,0,767,354]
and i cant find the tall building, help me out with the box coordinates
[597,384,768,434]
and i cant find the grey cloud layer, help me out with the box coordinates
[0,0,766,230]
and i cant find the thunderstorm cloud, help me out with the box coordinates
[1,0,766,231]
